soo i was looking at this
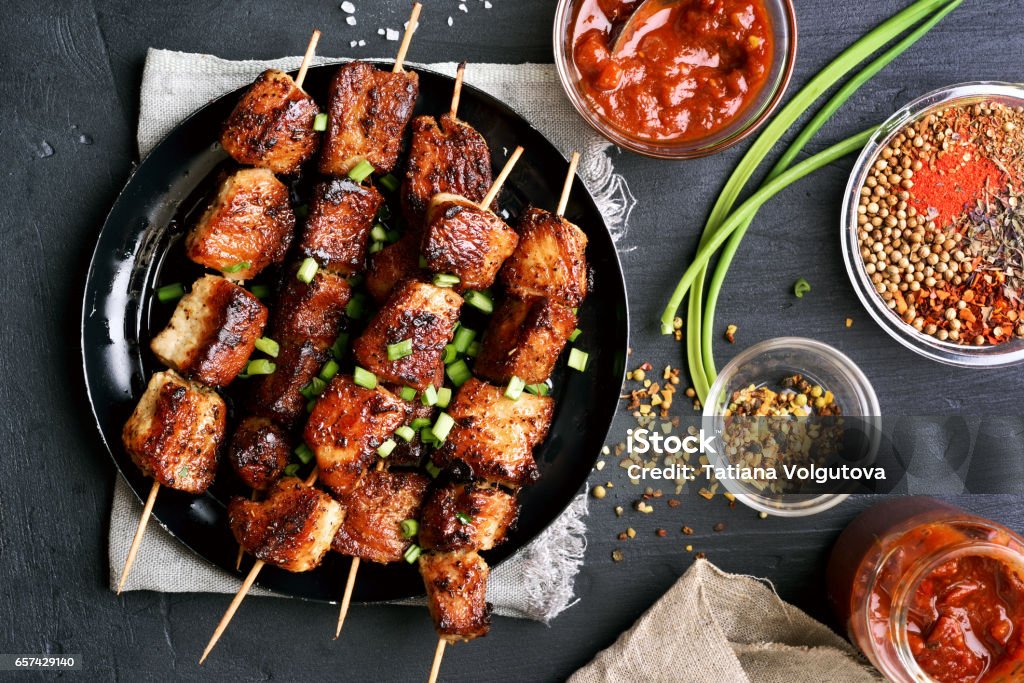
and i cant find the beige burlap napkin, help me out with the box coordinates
[570,559,882,683]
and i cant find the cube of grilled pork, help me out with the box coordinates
[249,339,329,428]
[228,416,291,491]
[432,378,554,488]
[304,376,407,495]
[270,266,351,347]
[473,296,577,385]
[319,61,419,176]
[365,232,424,303]
[352,280,462,391]
[422,193,519,292]
[384,400,434,467]
[401,114,493,228]
[300,179,384,275]
[331,470,429,563]
[185,168,295,281]
[150,275,268,387]
[121,370,226,493]
[420,550,492,642]
[228,476,344,573]
[220,69,321,175]
[419,483,518,553]
[499,207,589,307]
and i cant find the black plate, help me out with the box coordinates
[81,62,629,603]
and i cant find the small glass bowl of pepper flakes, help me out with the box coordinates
[702,338,880,517]
[842,82,1024,367]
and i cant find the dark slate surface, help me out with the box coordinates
[2,1,1023,680]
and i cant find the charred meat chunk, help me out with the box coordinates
[249,339,329,428]
[420,550,492,642]
[270,266,351,347]
[331,470,430,563]
[365,231,424,303]
[472,295,576,385]
[418,483,518,553]
[228,416,291,491]
[421,194,519,292]
[299,179,384,275]
[499,207,588,307]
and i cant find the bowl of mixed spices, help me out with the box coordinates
[843,82,1024,366]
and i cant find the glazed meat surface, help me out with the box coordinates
[473,295,577,385]
[299,179,384,275]
[419,483,518,553]
[185,168,295,281]
[352,280,462,391]
[228,477,344,573]
[304,376,407,495]
[420,550,491,642]
[220,69,321,174]
[319,61,419,176]
[121,370,226,493]
[249,339,329,428]
[150,275,268,387]
[422,194,519,292]
[401,114,493,228]
[385,400,434,467]
[432,378,553,488]
[365,232,424,303]
[331,470,429,563]
[499,207,589,307]
[228,416,291,491]
[270,267,351,347]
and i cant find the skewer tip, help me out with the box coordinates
[556,151,581,217]
[428,638,448,683]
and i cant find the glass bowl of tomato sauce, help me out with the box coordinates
[554,0,797,158]
[828,497,1024,683]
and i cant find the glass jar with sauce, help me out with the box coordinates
[828,497,1024,683]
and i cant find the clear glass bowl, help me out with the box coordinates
[552,0,797,159]
[841,81,1024,367]
[702,337,881,517]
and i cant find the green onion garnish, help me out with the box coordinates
[420,427,439,446]
[284,463,301,477]
[568,348,589,372]
[346,293,367,319]
[431,412,455,442]
[410,417,432,430]
[387,338,414,361]
[395,425,416,442]
[568,328,582,342]
[400,386,417,402]
[331,333,349,359]
[307,398,317,413]
[223,261,250,274]
[369,241,384,254]
[505,376,525,400]
[455,512,473,525]
[319,359,340,382]
[296,257,319,283]
[254,337,279,358]
[377,438,396,458]
[452,327,476,354]
[466,341,481,358]
[295,443,314,464]
[348,159,375,183]
[348,273,365,287]
[371,224,389,242]
[794,278,812,298]
[400,519,419,538]
[442,344,458,365]
[418,254,428,269]
[525,383,549,396]
[353,366,377,389]
[385,229,401,243]
[432,273,460,288]
[425,461,441,478]
[421,384,439,407]
[379,173,400,192]
[300,377,327,400]
[446,360,472,387]
[246,359,276,375]
[403,544,422,564]
[436,387,452,409]
[313,113,328,131]
[249,284,270,299]
[156,283,185,303]
[464,290,494,314]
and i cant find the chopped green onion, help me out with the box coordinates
[568,328,582,342]
[385,229,401,243]
[371,224,389,242]
[421,384,439,407]
[794,278,812,298]
[369,241,385,254]
[466,341,481,358]
[353,366,377,389]
[455,511,473,525]
[432,273,460,288]
[446,360,472,387]
[223,261,250,274]
[431,412,455,442]
[246,359,276,376]
[300,376,327,400]
[442,344,458,365]
[395,425,416,442]
[425,461,441,478]
[284,463,301,477]
[378,173,400,192]
[377,438,397,458]
[505,376,525,400]
[346,293,367,319]
[319,359,339,382]
[410,417,432,430]
[524,383,549,396]
[295,443,314,464]
[348,273,364,287]
[418,255,428,269]
[331,333,349,359]
[378,203,392,221]
[313,112,328,131]
[568,348,589,372]
[420,426,439,446]
[464,290,494,314]
[254,337,279,358]
[452,327,476,353]
[400,386,417,402]
[403,543,422,564]
[436,387,452,409]
[387,338,414,361]
[297,257,319,283]
[156,282,185,303]
[249,284,270,299]
[306,398,317,413]
[348,159,375,183]
[400,519,419,538]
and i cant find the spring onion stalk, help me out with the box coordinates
[431,412,455,442]
[331,333,349,359]
[387,338,414,360]
[524,383,549,396]
[348,159,375,183]
[284,463,300,477]
[442,344,458,364]
[505,376,525,400]
[306,398,317,413]
[377,439,396,458]
[319,359,339,381]
[371,224,389,242]
[396,425,416,442]
[156,283,185,303]
[436,387,452,409]
[421,384,439,406]
[249,284,270,299]
[425,461,441,478]
[466,341,481,358]
[568,328,582,342]
[313,113,328,131]
[452,326,476,353]
[246,359,276,376]
[254,337,279,358]
[793,278,812,298]
[400,386,417,401]
[379,173,400,192]
[223,261,250,274]
[353,366,377,389]
[403,544,422,564]
[369,241,385,254]
[432,273,460,288]
[400,519,419,538]
[410,417,432,430]
[346,293,367,320]
[296,257,319,283]
[446,359,472,387]
[465,290,494,314]
[300,377,327,399]
[697,0,962,386]
[661,0,954,396]
[455,512,473,525]
[568,348,589,372]
[295,443,314,464]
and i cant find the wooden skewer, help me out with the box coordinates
[333,459,386,638]
[449,62,466,120]
[116,479,161,595]
[200,468,319,664]
[393,3,423,74]
[295,28,321,89]
[428,638,448,683]
[479,146,524,210]
[556,151,581,218]
[234,490,259,571]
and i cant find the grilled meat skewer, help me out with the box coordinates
[331,470,430,563]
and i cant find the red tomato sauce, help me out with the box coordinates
[570,0,774,142]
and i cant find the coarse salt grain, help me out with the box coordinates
[459,2,468,11]
[377,28,385,35]
[484,1,492,7]
[358,39,366,46]
[346,16,356,25]
[350,40,357,47]
[386,28,400,40]
[341,1,355,12]
[447,16,453,26]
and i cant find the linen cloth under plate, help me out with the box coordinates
[570,559,883,683]
[109,48,638,623]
